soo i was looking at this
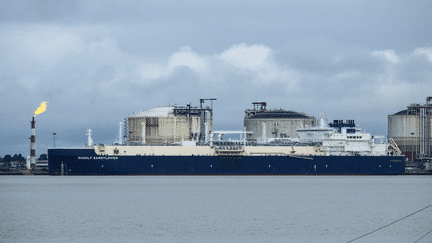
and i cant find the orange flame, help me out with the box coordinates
[34,101,48,117]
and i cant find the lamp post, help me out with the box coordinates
[411,132,414,162]
[53,133,56,148]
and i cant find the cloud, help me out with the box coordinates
[168,46,209,72]
[136,46,210,83]
[218,43,271,69]
[212,43,300,90]
[0,26,80,71]
[371,49,399,63]
[133,43,299,90]
[413,47,432,62]
[1,27,430,114]
[0,24,429,101]
[342,48,431,116]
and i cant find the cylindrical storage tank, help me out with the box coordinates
[244,104,315,142]
[127,106,213,144]
[388,102,432,161]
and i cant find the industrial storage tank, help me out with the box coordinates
[126,100,214,145]
[244,102,315,143]
[388,97,432,162]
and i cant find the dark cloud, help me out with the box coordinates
[0,0,79,23]
[2,1,431,52]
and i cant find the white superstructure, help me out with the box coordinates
[296,116,389,156]
[322,127,387,156]
[297,115,335,144]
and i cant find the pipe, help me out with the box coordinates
[205,122,209,143]
[244,127,247,146]
[141,122,146,144]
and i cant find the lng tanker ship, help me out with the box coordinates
[48,100,405,175]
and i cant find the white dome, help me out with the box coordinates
[131,106,174,118]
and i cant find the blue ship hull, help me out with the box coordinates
[48,148,405,175]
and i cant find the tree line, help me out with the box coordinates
[0,154,47,169]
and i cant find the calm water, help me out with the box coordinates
[1,176,431,243]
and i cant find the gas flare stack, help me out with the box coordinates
[30,117,36,170]
[30,101,47,170]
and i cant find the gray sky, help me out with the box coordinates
[1,0,431,157]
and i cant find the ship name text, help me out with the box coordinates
[78,156,119,160]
